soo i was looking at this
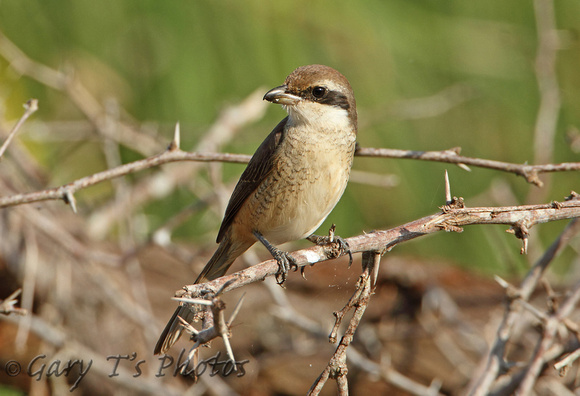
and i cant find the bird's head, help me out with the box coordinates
[263,64,357,131]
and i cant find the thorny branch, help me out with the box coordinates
[1,137,578,210]
[182,194,580,297]
[259,257,442,396]
[308,251,381,396]
[169,195,580,394]
[173,279,245,376]
[355,146,580,187]
[0,144,250,210]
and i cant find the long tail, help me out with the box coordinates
[154,235,252,355]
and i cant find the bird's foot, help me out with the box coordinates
[270,246,299,285]
[307,224,353,267]
[253,231,298,286]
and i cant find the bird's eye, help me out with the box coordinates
[312,86,327,99]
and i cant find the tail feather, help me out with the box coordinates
[154,236,252,355]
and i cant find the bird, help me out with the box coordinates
[154,64,357,355]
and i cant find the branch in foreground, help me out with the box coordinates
[180,196,580,297]
[172,279,245,379]
[169,198,579,394]
[263,262,441,396]
[308,251,383,396]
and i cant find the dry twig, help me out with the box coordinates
[2,143,578,210]
[0,289,27,316]
[308,251,381,396]
[0,99,38,159]
[356,147,580,187]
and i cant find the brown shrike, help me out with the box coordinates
[154,64,357,355]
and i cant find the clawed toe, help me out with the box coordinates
[273,250,298,285]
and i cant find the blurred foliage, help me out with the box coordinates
[0,0,579,274]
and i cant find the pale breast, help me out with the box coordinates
[251,130,356,244]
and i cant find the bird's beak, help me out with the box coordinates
[263,85,301,105]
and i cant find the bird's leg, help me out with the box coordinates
[307,224,353,266]
[253,231,298,285]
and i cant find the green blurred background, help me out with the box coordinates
[1,0,579,275]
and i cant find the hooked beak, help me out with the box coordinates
[263,85,301,105]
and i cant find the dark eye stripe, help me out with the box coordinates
[318,91,350,110]
[290,87,351,110]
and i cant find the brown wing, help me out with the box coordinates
[216,117,288,243]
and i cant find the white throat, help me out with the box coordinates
[285,102,352,131]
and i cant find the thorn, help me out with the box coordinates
[521,237,528,255]
[456,163,471,172]
[372,253,381,286]
[494,275,520,299]
[172,297,213,306]
[169,122,181,151]
[222,333,237,371]
[444,170,451,204]
[177,315,199,335]
[5,288,22,300]
[63,190,77,213]
[565,191,579,201]
[507,222,530,255]
[494,275,509,289]
[228,293,245,325]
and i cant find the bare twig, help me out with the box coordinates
[0,99,38,159]
[0,289,27,316]
[0,149,250,209]
[175,280,244,371]
[308,251,381,395]
[355,147,580,187]
[554,347,580,372]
